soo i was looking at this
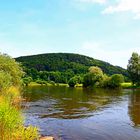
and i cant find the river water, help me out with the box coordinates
[23,86,140,140]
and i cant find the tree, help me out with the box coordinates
[127,52,140,85]
[83,66,103,87]
[0,54,23,87]
[100,74,124,88]
[22,77,32,86]
[108,74,124,88]
[68,76,82,87]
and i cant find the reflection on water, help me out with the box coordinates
[128,89,140,127]
[23,86,140,140]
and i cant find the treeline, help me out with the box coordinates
[16,52,140,89]
[16,53,129,86]
[68,66,124,88]
[23,68,83,85]
[16,53,128,76]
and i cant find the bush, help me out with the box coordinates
[109,74,124,88]
[99,74,111,88]
[101,74,124,88]
[0,71,12,92]
[68,77,77,87]
[0,54,23,86]
[68,76,82,87]
[0,54,39,140]
[83,66,103,88]
[49,81,56,86]
[22,77,32,86]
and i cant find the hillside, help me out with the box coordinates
[16,53,127,77]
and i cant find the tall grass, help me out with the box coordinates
[0,87,39,140]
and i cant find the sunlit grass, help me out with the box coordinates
[120,82,140,89]
[0,87,39,140]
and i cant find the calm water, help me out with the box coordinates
[23,86,140,140]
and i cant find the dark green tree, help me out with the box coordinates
[68,76,82,87]
[22,77,32,86]
[108,74,124,88]
[127,52,140,85]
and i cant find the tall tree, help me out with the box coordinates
[127,52,140,85]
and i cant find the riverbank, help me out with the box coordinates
[121,83,140,89]
[28,82,140,89]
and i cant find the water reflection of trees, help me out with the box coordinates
[24,86,123,119]
[128,90,140,127]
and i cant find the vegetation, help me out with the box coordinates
[83,66,104,87]
[0,53,39,140]
[16,53,128,84]
[15,52,140,89]
[83,66,124,88]
[101,74,124,88]
[127,52,140,86]
[68,76,82,87]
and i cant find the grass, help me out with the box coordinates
[121,82,140,89]
[29,82,68,87]
[121,82,133,88]
[0,87,39,140]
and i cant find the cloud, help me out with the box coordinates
[102,0,140,19]
[77,41,140,68]
[77,0,107,4]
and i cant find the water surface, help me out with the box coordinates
[23,86,140,140]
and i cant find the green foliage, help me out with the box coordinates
[0,71,12,92]
[36,79,48,85]
[22,77,32,86]
[16,53,128,83]
[0,97,23,140]
[108,74,124,88]
[68,78,77,87]
[0,53,39,140]
[68,76,82,87]
[49,81,55,86]
[121,82,133,88]
[99,74,111,88]
[83,66,104,87]
[127,52,140,85]
[101,74,124,88]
[0,54,23,86]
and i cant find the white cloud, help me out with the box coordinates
[77,41,140,68]
[102,0,140,19]
[76,0,107,4]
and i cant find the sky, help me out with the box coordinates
[0,0,140,68]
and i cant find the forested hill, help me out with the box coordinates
[15,53,127,76]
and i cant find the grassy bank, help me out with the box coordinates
[28,82,68,87]
[0,86,39,140]
[121,83,140,89]
[0,54,39,140]
[29,82,140,89]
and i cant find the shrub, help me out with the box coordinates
[83,66,103,88]
[22,77,32,86]
[68,76,82,87]
[101,74,124,88]
[0,71,12,92]
[0,54,23,86]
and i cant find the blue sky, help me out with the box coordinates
[0,0,140,68]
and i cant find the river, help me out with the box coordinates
[23,86,140,140]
